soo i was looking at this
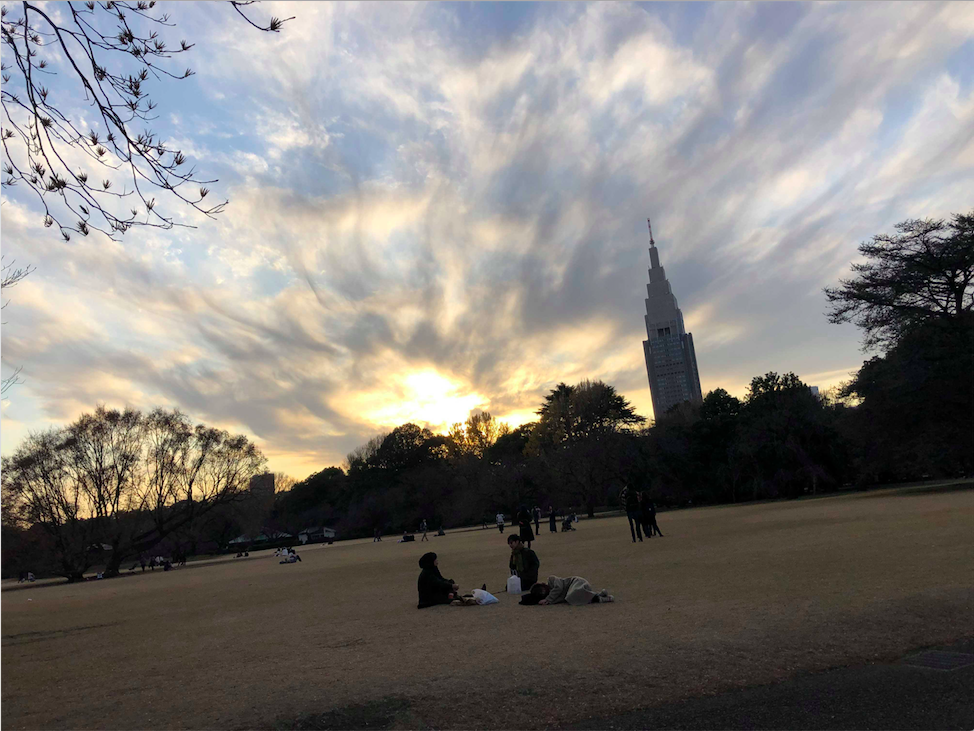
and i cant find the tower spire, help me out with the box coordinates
[647,218,655,247]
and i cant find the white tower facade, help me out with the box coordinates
[642,220,703,418]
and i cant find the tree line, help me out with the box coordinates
[2,408,266,580]
[265,210,974,538]
[2,210,971,579]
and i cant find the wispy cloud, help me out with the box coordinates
[3,1,972,477]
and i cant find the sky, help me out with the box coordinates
[2,1,973,479]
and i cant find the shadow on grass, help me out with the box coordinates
[273,697,415,730]
[2,622,120,647]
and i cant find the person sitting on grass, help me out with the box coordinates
[507,534,539,591]
[279,548,302,564]
[417,552,459,608]
[519,575,613,605]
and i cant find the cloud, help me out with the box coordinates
[2,1,972,477]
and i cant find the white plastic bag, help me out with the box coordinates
[507,574,522,595]
[472,589,499,605]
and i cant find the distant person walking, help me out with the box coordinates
[549,505,558,533]
[420,519,429,542]
[373,527,382,543]
[508,534,540,590]
[516,505,535,549]
[496,512,505,533]
[533,505,541,536]
[622,486,643,543]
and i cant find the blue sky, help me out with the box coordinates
[2,1,973,478]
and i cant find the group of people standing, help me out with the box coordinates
[494,505,577,538]
[621,487,663,543]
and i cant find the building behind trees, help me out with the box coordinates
[641,220,703,418]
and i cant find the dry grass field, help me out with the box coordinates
[3,484,973,730]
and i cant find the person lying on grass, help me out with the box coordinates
[417,552,461,608]
[508,534,539,590]
[519,576,613,605]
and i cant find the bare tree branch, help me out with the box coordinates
[1,0,288,241]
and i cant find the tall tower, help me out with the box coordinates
[642,219,703,419]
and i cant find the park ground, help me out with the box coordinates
[2,483,972,729]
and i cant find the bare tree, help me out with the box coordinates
[273,471,296,493]
[2,428,101,580]
[343,432,387,472]
[1,405,267,580]
[1,253,34,394]
[0,0,291,241]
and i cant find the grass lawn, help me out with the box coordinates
[2,483,972,729]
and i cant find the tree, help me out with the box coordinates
[1,0,291,241]
[530,380,646,516]
[273,472,296,494]
[825,211,974,351]
[692,389,743,502]
[1,405,267,580]
[372,423,434,472]
[343,432,386,474]
[1,428,100,580]
[1,254,33,394]
[737,372,841,499]
[533,382,577,444]
[448,411,510,458]
[839,316,973,481]
[825,209,974,483]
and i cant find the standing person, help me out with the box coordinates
[496,512,505,533]
[417,552,460,609]
[533,505,541,536]
[373,527,382,543]
[507,534,540,591]
[420,519,429,542]
[648,499,664,537]
[549,505,558,533]
[639,490,654,538]
[516,505,535,549]
[622,486,643,543]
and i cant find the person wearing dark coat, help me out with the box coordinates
[639,490,654,538]
[622,486,643,542]
[647,499,663,537]
[417,552,459,609]
[516,505,535,548]
[549,506,557,533]
[507,534,540,590]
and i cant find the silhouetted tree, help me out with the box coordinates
[1,254,34,394]
[1,405,266,580]
[825,211,974,351]
[531,380,645,516]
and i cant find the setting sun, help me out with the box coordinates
[343,368,487,432]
